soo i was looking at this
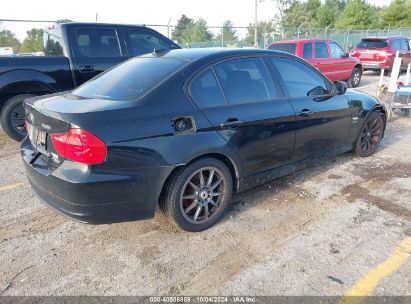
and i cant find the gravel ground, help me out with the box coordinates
[0,72,410,296]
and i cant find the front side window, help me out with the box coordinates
[315,42,329,58]
[271,57,329,98]
[126,30,175,56]
[189,69,226,108]
[73,57,188,101]
[303,42,313,59]
[213,57,277,105]
[75,28,121,57]
[329,42,346,58]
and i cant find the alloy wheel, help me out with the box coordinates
[353,71,361,86]
[360,116,383,154]
[10,104,26,135]
[180,167,227,224]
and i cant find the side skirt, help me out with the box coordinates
[238,144,354,192]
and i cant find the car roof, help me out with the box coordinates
[362,36,409,40]
[270,38,331,44]
[58,22,150,30]
[139,47,291,61]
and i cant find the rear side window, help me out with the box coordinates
[270,57,329,98]
[268,43,297,55]
[44,28,64,56]
[302,42,312,59]
[75,28,121,57]
[214,58,277,105]
[329,41,346,58]
[126,30,174,56]
[356,39,388,49]
[315,42,329,58]
[72,57,187,101]
[190,69,226,108]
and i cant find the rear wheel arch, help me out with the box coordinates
[354,63,362,71]
[158,152,241,205]
[0,81,56,109]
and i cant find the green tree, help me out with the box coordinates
[21,28,44,53]
[380,0,411,27]
[0,30,21,53]
[272,0,294,20]
[180,18,213,44]
[171,14,194,43]
[316,0,346,27]
[245,21,275,46]
[216,20,238,42]
[281,0,321,27]
[335,0,380,29]
[56,19,72,23]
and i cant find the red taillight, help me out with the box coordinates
[350,49,359,57]
[51,128,106,164]
[382,50,394,57]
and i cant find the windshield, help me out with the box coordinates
[268,43,297,54]
[73,57,188,101]
[356,39,388,49]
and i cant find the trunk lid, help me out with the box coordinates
[24,92,132,168]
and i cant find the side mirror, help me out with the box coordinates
[332,81,347,95]
[341,53,349,58]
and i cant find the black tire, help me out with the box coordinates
[0,94,34,141]
[160,158,233,232]
[354,111,384,157]
[400,108,410,116]
[347,67,362,88]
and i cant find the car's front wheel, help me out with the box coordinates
[354,111,384,157]
[347,67,362,88]
[160,158,233,232]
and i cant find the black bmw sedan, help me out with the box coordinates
[21,48,386,232]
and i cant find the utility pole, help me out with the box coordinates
[167,18,171,38]
[254,0,258,46]
[95,12,98,23]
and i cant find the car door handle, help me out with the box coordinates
[297,109,314,117]
[220,118,244,129]
[79,65,95,73]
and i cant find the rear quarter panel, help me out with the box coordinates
[0,56,74,103]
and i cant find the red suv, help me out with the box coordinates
[350,37,411,72]
[268,39,363,87]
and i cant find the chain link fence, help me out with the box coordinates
[149,24,411,51]
[1,19,411,54]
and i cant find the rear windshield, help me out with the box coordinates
[268,43,297,54]
[73,57,188,101]
[356,39,388,49]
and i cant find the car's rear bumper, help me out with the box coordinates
[362,60,392,70]
[21,138,174,224]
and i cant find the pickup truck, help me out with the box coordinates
[0,22,180,141]
[268,38,363,88]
